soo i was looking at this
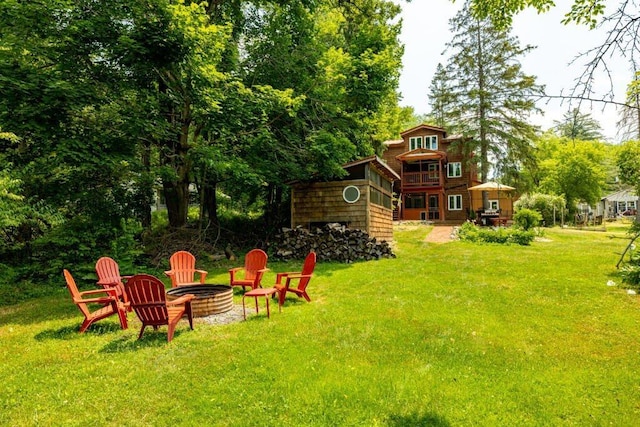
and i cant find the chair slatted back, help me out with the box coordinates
[244,249,268,281]
[169,251,197,286]
[298,252,317,292]
[125,274,168,326]
[63,269,91,318]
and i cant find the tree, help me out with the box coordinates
[553,109,604,140]
[427,63,454,129]
[617,140,640,220]
[467,0,640,126]
[617,72,640,141]
[432,1,543,201]
[536,135,607,211]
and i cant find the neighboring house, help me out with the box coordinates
[599,188,638,218]
[289,155,400,241]
[381,124,480,223]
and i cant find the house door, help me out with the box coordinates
[428,195,439,220]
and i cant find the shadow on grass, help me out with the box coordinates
[99,328,192,353]
[34,321,125,341]
[386,412,450,427]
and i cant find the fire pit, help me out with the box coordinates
[166,284,233,317]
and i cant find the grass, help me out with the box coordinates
[1,224,640,426]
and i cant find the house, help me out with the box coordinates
[599,188,638,218]
[289,155,400,241]
[381,124,481,223]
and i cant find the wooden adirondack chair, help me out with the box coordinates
[63,269,128,333]
[164,251,208,287]
[125,274,194,342]
[274,251,316,306]
[229,248,269,291]
[95,257,131,309]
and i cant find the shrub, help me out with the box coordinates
[513,208,542,231]
[515,193,565,226]
[457,221,535,246]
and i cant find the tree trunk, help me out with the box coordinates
[140,139,152,229]
[163,179,190,228]
[203,180,219,226]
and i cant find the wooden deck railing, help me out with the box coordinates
[402,171,440,187]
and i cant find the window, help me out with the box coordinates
[448,194,462,211]
[405,193,426,209]
[447,162,462,178]
[618,201,627,212]
[425,135,438,150]
[409,136,422,150]
[370,187,392,208]
[489,200,499,210]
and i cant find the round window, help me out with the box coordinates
[343,185,360,203]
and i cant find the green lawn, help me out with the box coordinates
[1,225,639,426]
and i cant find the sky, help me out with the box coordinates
[396,0,631,142]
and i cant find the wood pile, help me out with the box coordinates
[271,223,395,262]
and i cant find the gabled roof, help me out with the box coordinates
[601,188,637,202]
[395,148,447,162]
[400,124,447,137]
[342,155,401,182]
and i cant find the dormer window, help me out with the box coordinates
[409,135,438,150]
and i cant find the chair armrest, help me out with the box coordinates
[74,296,116,305]
[79,288,118,297]
[164,270,175,277]
[196,270,208,284]
[228,267,243,273]
[166,294,195,306]
[97,277,121,286]
[276,271,301,284]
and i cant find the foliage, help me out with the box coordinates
[617,72,640,141]
[617,140,640,197]
[553,109,604,141]
[432,1,543,182]
[532,134,607,211]
[468,0,605,29]
[513,208,542,231]
[456,221,535,245]
[514,193,565,227]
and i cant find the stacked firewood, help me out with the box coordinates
[271,223,395,262]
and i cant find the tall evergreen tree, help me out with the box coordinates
[553,109,604,141]
[431,1,544,199]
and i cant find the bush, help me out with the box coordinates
[515,193,565,226]
[457,221,535,246]
[513,208,542,231]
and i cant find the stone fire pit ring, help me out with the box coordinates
[166,284,234,317]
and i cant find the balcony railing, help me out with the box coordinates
[402,171,440,187]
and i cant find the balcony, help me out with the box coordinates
[402,171,441,188]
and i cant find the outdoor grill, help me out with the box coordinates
[166,284,233,317]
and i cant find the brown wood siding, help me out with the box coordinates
[291,180,370,231]
[381,144,405,174]
[368,203,393,241]
[291,179,394,240]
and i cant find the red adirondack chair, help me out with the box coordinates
[274,251,316,306]
[125,274,194,342]
[164,251,208,288]
[95,257,131,308]
[63,269,128,333]
[229,249,269,291]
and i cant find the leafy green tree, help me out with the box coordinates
[553,109,604,141]
[537,137,607,211]
[617,140,640,220]
[432,1,543,198]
